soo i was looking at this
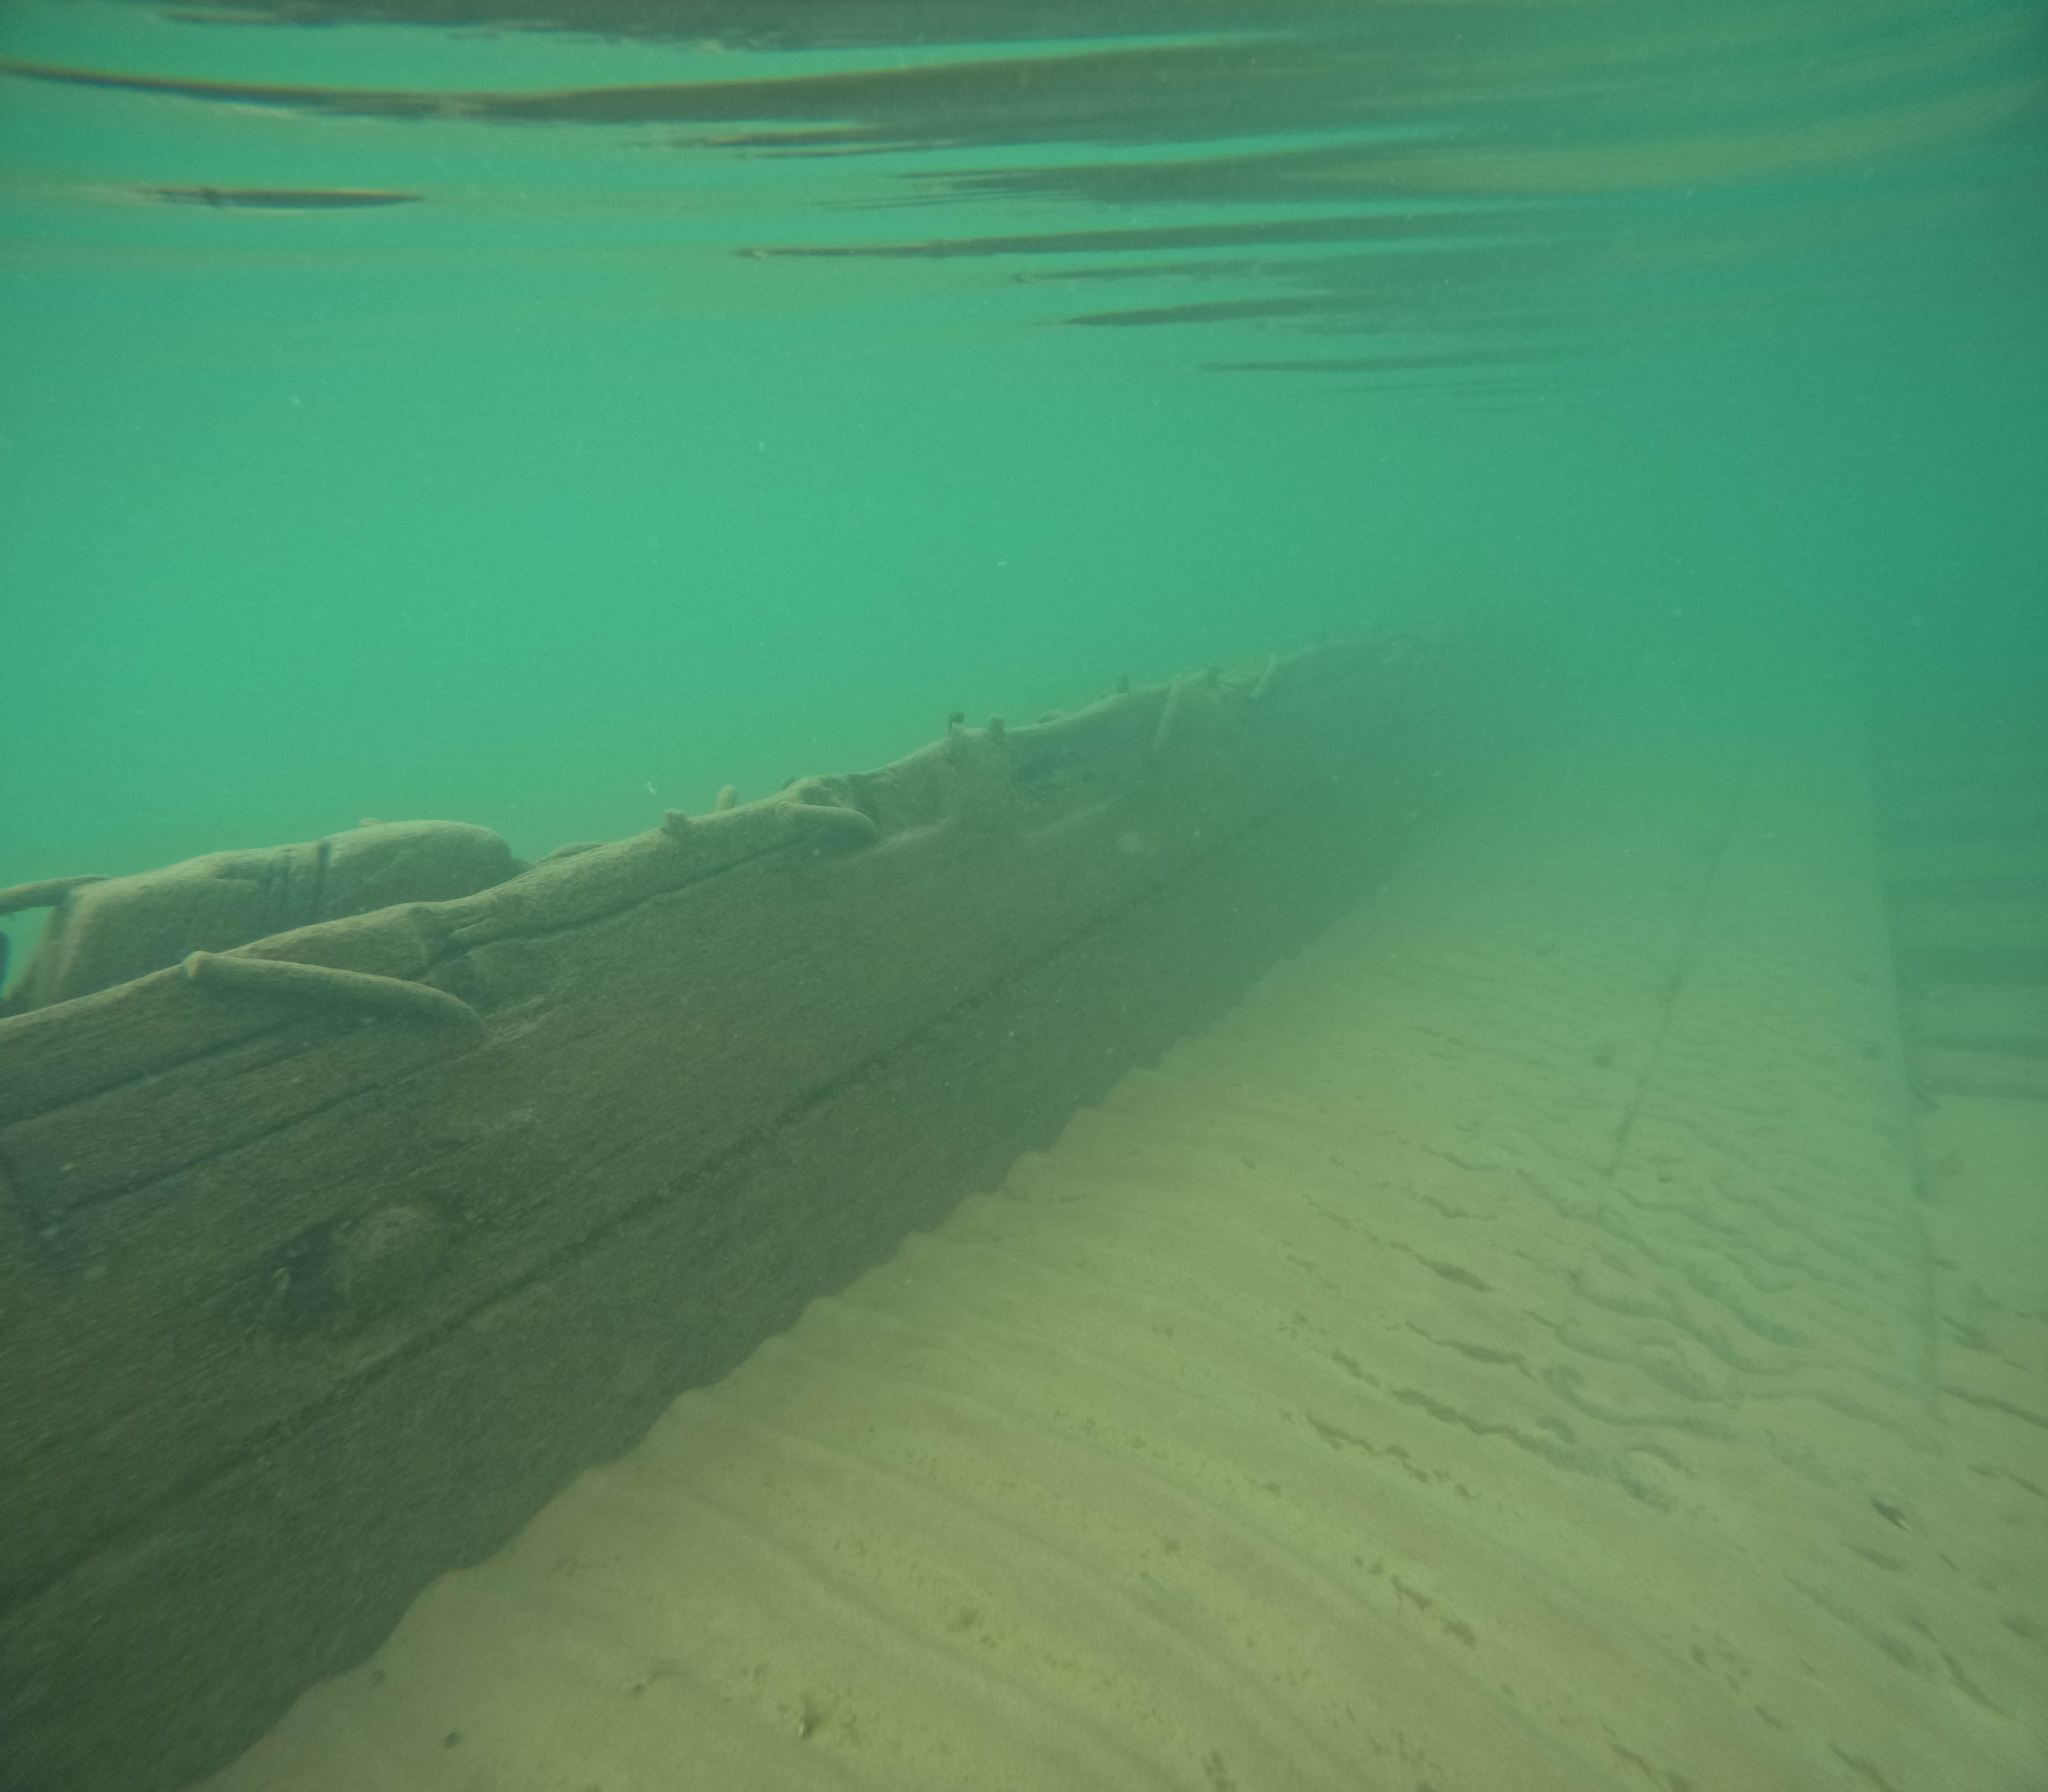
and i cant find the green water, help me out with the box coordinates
[2,0,2044,957]
[4,9,2048,1787]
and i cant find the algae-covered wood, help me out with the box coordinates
[0,634,1514,1792]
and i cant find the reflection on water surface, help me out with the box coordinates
[6,0,2042,391]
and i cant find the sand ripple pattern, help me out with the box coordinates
[210,717,2046,1792]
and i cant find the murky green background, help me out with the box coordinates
[4,0,2044,977]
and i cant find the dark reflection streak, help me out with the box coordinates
[3,8,2022,161]
[0,28,1641,154]
[149,0,1379,54]
[1203,353,1546,373]
[1021,259,1270,286]
[916,136,1652,212]
[0,43,1378,143]
[756,211,1510,261]
[6,0,2023,388]
[1067,296,1356,329]
[1060,250,1563,330]
[143,185,422,208]
[0,56,429,115]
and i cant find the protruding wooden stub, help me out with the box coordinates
[714,785,739,812]
[1152,678,1185,755]
[184,950,486,1049]
[0,875,108,915]
[778,790,880,849]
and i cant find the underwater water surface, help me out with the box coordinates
[3,0,2042,931]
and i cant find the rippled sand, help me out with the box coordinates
[207,717,2048,1792]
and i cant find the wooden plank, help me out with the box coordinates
[0,747,1423,1600]
[0,698,1461,1792]
[0,637,1509,1792]
[2,1011,466,1222]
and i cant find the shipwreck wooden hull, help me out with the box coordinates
[0,635,1524,1792]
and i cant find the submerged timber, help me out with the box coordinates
[0,633,1517,1792]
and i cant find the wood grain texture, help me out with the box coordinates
[0,637,1505,1792]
